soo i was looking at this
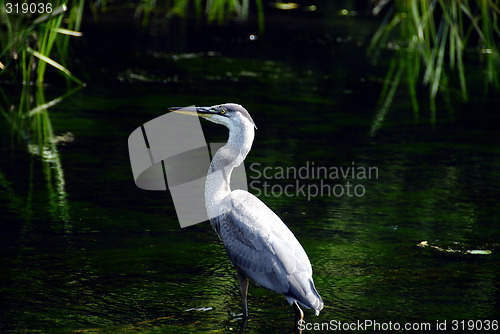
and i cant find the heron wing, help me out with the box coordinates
[215,189,322,310]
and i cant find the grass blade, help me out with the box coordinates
[26,47,83,85]
[51,27,83,37]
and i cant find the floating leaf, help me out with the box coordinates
[466,250,492,255]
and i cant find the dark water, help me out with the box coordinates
[1,5,500,334]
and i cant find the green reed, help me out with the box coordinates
[0,0,84,86]
[2,1,84,135]
[1,0,85,145]
[369,0,500,136]
[134,0,264,32]
[1,1,85,222]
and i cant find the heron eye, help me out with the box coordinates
[220,108,227,115]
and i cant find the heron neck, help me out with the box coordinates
[205,122,254,220]
[227,121,254,160]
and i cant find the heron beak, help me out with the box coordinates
[169,106,214,118]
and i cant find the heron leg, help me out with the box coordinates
[236,270,249,319]
[293,301,304,324]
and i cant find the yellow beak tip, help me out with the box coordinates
[170,107,212,118]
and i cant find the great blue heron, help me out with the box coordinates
[170,103,323,321]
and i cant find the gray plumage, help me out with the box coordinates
[213,190,323,313]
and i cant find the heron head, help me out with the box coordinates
[169,103,257,130]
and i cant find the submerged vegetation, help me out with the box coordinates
[369,0,500,135]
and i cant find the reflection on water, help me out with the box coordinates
[0,83,84,238]
[1,6,500,334]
